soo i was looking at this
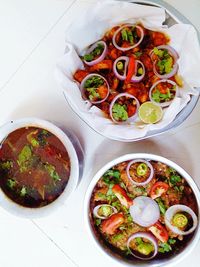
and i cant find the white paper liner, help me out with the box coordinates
[55,0,200,141]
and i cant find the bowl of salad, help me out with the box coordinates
[84,153,200,266]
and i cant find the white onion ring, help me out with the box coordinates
[83,41,107,66]
[164,204,198,236]
[112,24,144,51]
[130,196,160,227]
[127,232,158,260]
[131,60,145,83]
[113,56,129,80]
[149,79,177,107]
[153,61,179,79]
[126,159,154,186]
[93,204,117,219]
[80,73,109,104]
[109,93,140,124]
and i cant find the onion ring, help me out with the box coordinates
[93,204,117,219]
[80,73,109,104]
[109,93,140,124]
[129,196,160,227]
[127,232,158,260]
[164,204,198,235]
[126,159,154,186]
[83,41,107,66]
[112,24,144,51]
[149,79,177,107]
[131,60,145,83]
[113,56,129,81]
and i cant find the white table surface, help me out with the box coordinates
[0,0,200,266]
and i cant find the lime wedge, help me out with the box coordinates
[138,102,163,124]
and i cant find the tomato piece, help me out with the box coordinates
[101,213,124,235]
[127,104,137,117]
[150,182,169,199]
[149,221,169,243]
[97,85,108,99]
[112,184,133,208]
[125,56,136,84]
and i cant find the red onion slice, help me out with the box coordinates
[80,73,110,104]
[149,79,177,108]
[131,60,145,83]
[83,41,108,66]
[126,159,154,186]
[93,204,117,219]
[164,204,198,235]
[112,24,144,51]
[129,196,160,227]
[150,45,179,79]
[113,56,129,81]
[127,232,158,260]
[109,93,140,124]
[150,45,179,63]
[153,61,179,79]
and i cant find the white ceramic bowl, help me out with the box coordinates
[84,153,200,267]
[0,117,80,218]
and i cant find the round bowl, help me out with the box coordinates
[84,153,200,267]
[0,117,81,218]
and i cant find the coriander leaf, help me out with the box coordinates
[17,145,32,172]
[95,218,101,226]
[20,186,27,197]
[0,160,13,170]
[7,178,17,189]
[112,103,128,121]
[44,163,61,181]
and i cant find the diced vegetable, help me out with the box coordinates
[44,163,61,181]
[101,213,125,235]
[149,222,169,243]
[112,184,133,208]
[17,145,32,172]
[150,182,169,199]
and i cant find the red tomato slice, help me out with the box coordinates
[101,213,125,235]
[112,184,133,208]
[125,56,136,83]
[150,182,169,199]
[149,221,169,243]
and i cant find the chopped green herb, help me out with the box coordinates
[135,51,142,57]
[83,44,104,62]
[44,163,61,181]
[111,233,124,242]
[152,88,172,103]
[168,238,176,245]
[156,198,166,215]
[20,186,27,197]
[17,145,32,172]
[95,218,101,226]
[84,76,104,89]
[121,29,128,41]
[158,242,172,253]
[7,178,17,189]
[112,103,128,121]
[103,169,121,184]
[0,160,13,170]
[170,174,181,185]
[86,87,100,101]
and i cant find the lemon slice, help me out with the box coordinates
[138,102,163,124]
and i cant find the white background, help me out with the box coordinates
[0,0,200,266]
